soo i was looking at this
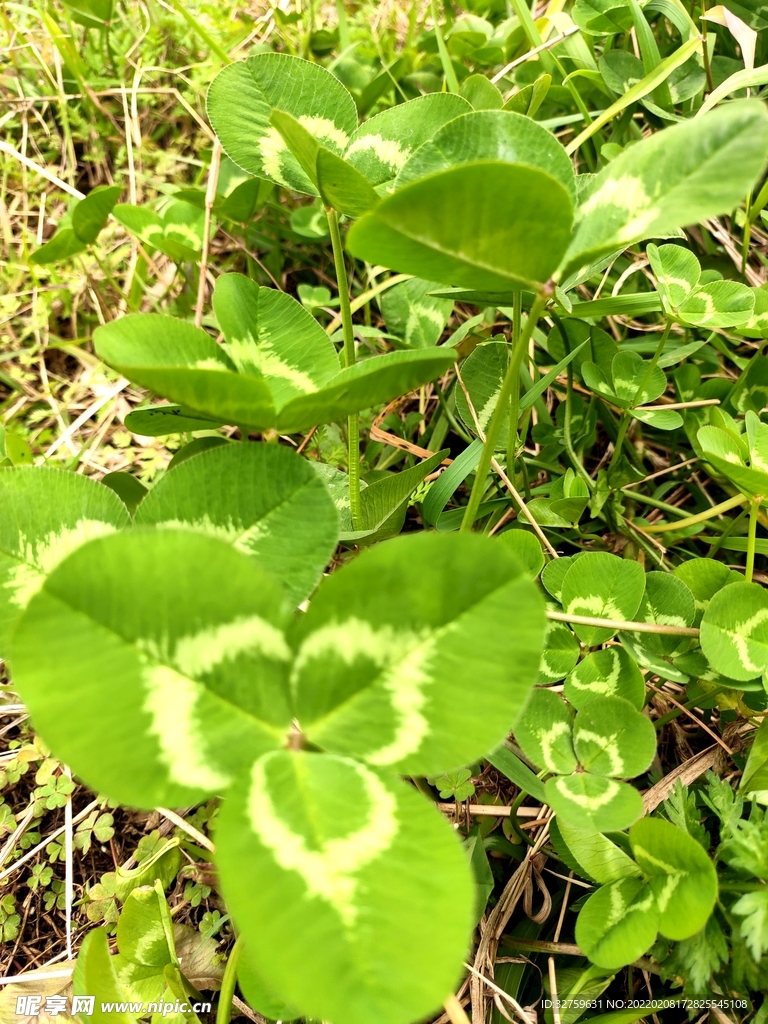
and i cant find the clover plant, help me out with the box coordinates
[8,27,768,1024]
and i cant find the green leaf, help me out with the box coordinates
[647,242,700,311]
[269,108,321,185]
[29,227,86,265]
[102,472,148,516]
[216,751,474,1024]
[629,817,718,940]
[0,425,33,465]
[274,348,457,433]
[555,820,641,883]
[113,202,205,261]
[212,274,339,404]
[572,0,634,34]
[497,530,544,578]
[396,110,577,204]
[95,312,455,432]
[291,533,546,775]
[741,717,768,796]
[9,531,293,808]
[697,423,768,498]
[629,407,683,430]
[381,278,454,349]
[560,552,646,644]
[631,570,696,656]
[74,929,139,1024]
[206,54,357,196]
[541,554,579,603]
[700,580,768,681]
[340,449,448,541]
[575,877,659,969]
[344,93,472,188]
[677,280,755,329]
[271,109,380,217]
[562,101,768,280]
[572,696,656,778]
[316,148,380,216]
[0,467,129,654]
[460,74,504,110]
[537,621,580,684]
[611,351,666,406]
[456,340,510,446]
[114,836,182,902]
[135,442,338,605]
[114,886,175,1003]
[166,436,230,470]
[124,405,225,437]
[347,162,573,291]
[565,647,646,709]
[545,774,644,831]
[72,184,123,243]
[732,891,768,961]
[514,688,577,774]
[465,830,494,923]
[730,351,768,408]
[238,949,300,1021]
[94,313,274,428]
[488,743,546,801]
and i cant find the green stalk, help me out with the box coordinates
[608,318,672,472]
[431,0,460,93]
[326,208,362,530]
[551,312,592,489]
[216,937,241,1024]
[505,290,522,478]
[509,0,594,132]
[461,292,548,532]
[644,492,748,533]
[708,505,748,557]
[746,498,760,583]
[165,0,231,62]
[335,0,350,50]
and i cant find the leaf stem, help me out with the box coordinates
[461,292,548,532]
[546,609,699,636]
[326,207,362,530]
[746,497,760,583]
[608,317,672,473]
[643,492,748,533]
[551,312,592,489]
[216,936,241,1024]
[506,290,522,478]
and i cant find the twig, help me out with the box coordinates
[464,962,536,1024]
[43,378,129,459]
[0,800,100,883]
[642,745,720,813]
[156,807,215,853]
[0,139,84,199]
[64,767,73,961]
[438,803,542,817]
[646,682,733,754]
[491,26,580,83]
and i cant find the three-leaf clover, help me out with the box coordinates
[515,689,656,831]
